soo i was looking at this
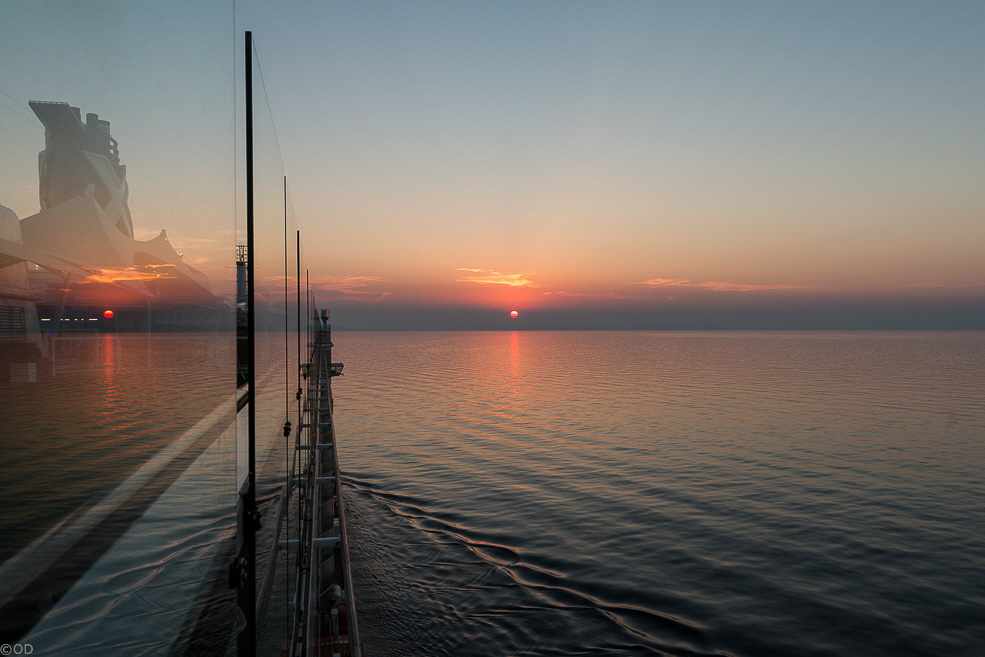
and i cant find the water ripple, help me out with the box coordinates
[336,331,985,657]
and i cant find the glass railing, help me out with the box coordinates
[0,6,351,651]
[0,3,272,653]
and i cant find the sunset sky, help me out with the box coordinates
[238,0,984,329]
[2,2,984,329]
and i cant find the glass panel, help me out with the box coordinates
[246,37,305,653]
[0,2,237,652]
[245,38,300,493]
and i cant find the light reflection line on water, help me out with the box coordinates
[0,390,242,608]
[23,419,240,656]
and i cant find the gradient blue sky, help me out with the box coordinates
[2,2,983,329]
[235,0,985,329]
[1,1,236,284]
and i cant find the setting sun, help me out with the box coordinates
[510,310,519,318]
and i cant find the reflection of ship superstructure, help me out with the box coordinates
[0,203,45,378]
[0,101,215,334]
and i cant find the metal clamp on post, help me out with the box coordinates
[246,508,262,533]
[228,556,248,590]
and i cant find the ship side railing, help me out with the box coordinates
[279,319,358,657]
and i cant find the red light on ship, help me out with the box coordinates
[103,309,115,319]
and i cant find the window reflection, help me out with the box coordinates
[0,4,237,648]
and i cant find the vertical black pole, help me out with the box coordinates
[296,229,301,382]
[283,174,291,478]
[244,29,258,657]
[284,175,289,409]
[305,269,310,351]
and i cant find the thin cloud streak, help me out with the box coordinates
[456,268,537,287]
[636,278,812,292]
[309,274,391,301]
[86,266,177,284]
[543,289,642,300]
[908,281,985,289]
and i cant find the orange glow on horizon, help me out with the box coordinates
[300,262,985,317]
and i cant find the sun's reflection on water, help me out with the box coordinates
[508,331,520,378]
[100,334,122,417]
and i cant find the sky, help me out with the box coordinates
[2,1,984,329]
[1,1,237,290]
[236,0,985,330]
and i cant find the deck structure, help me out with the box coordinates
[280,312,359,656]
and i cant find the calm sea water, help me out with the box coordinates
[2,330,982,655]
[0,334,241,652]
[331,331,985,657]
[0,335,235,563]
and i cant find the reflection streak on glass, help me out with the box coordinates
[0,4,237,650]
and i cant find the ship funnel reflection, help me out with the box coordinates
[0,101,220,347]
